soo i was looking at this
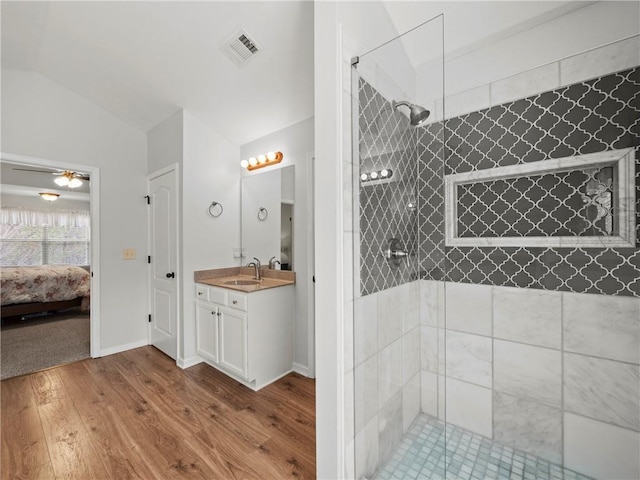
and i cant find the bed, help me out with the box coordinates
[0,265,90,319]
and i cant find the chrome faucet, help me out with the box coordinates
[247,257,262,280]
[269,256,281,269]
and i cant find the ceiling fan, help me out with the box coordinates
[12,167,90,188]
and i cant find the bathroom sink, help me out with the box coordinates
[223,279,261,286]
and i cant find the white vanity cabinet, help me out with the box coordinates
[195,282,294,391]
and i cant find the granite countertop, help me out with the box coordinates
[194,266,295,293]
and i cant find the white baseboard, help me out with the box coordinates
[293,362,310,377]
[177,356,203,369]
[96,339,148,358]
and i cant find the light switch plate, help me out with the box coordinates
[123,248,136,260]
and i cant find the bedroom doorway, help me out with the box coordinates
[0,152,100,379]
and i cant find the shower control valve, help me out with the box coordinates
[381,238,409,267]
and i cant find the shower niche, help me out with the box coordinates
[445,147,636,248]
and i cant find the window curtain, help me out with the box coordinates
[0,207,90,228]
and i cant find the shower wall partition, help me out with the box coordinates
[350,16,640,480]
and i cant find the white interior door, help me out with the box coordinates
[148,166,178,359]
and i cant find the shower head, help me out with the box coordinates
[392,100,431,127]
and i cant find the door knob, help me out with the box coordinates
[166,272,175,278]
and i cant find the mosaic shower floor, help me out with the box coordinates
[373,415,593,480]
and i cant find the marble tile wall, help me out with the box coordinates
[353,281,424,479]
[420,279,640,480]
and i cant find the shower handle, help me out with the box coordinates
[381,238,409,267]
[382,248,408,259]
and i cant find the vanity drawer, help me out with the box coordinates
[195,284,210,301]
[210,287,227,305]
[227,292,247,311]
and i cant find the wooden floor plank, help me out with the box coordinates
[109,352,207,439]
[1,346,316,479]
[30,369,66,406]
[57,363,159,479]
[0,376,54,480]
[36,371,111,479]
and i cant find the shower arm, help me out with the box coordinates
[392,100,411,110]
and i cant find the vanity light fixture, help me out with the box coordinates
[39,192,60,202]
[240,151,283,171]
[360,168,393,183]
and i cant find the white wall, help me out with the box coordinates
[181,110,240,365]
[2,68,149,353]
[147,110,184,174]
[147,109,241,367]
[240,116,315,376]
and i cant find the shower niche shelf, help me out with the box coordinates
[444,148,636,248]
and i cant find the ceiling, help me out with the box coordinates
[2,1,592,147]
[1,1,314,146]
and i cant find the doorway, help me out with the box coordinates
[146,164,179,360]
[0,152,101,378]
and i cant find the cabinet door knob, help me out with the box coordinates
[232,300,238,305]
[166,272,175,278]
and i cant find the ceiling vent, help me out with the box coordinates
[220,29,261,67]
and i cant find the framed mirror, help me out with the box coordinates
[241,165,294,270]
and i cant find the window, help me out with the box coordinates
[0,209,90,266]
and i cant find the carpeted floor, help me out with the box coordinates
[1,310,90,380]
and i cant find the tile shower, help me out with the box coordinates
[351,27,639,480]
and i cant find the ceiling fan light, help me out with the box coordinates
[54,176,69,187]
[67,177,83,188]
[39,192,60,202]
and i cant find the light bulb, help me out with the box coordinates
[380,169,389,177]
[370,171,378,179]
[39,192,60,201]
[360,173,368,181]
[267,151,276,161]
[249,157,257,166]
[258,154,267,164]
[54,176,68,187]
[68,178,82,188]
[240,159,249,168]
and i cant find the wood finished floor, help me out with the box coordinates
[1,346,316,479]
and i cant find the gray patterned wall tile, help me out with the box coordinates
[358,79,419,296]
[414,67,640,297]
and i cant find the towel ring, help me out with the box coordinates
[208,201,223,218]
[257,207,268,221]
